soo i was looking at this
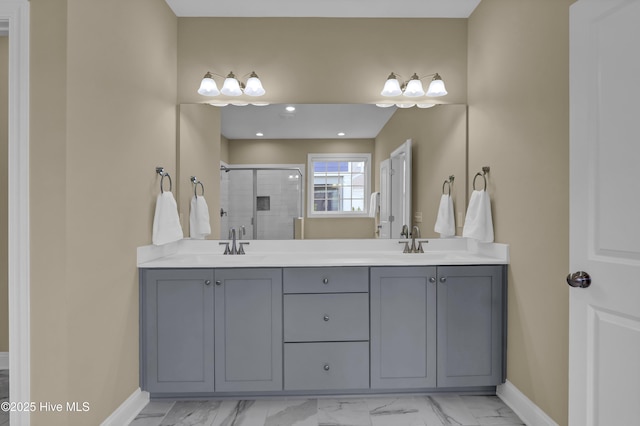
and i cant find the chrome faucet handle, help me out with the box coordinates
[218,242,231,255]
[238,242,250,255]
[399,240,410,253]
[416,240,429,254]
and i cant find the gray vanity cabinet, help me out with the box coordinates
[370,266,438,389]
[370,265,506,390]
[214,268,283,392]
[140,268,215,394]
[436,265,506,387]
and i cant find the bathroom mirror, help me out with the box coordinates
[177,103,467,240]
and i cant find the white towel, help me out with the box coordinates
[152,191,183,245]
[462,190,494,242]
[434,194,456,238]
[189,195,211,239]
[368,192,380,218]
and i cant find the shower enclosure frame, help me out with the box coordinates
[220,163,305,240]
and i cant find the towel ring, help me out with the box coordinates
[473,172,487,191]
[191,176,205,198]
[442,180,451,196]
[156,167,172,193]
[442,175,454,195]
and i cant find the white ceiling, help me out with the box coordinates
[220,104,397,140]
[164,0,481,18]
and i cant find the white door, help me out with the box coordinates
[390,139,412,238]
[379,158,391,238]
[569,1,640,425]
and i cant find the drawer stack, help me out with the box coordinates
[283,267,369,391]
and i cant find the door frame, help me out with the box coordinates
[1,1,31,425]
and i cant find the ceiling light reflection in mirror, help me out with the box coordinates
[221,104,398,140]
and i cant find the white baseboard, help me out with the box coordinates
[101,387,149,426]
[0,352,8,369]
[497,380,559,426]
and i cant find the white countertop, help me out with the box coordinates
[137,238,509,268]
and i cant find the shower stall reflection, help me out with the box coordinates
[220,165,304,240]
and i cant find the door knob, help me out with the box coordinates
[566,271,591,288]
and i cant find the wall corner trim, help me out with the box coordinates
[497,380,560,426]
[100,388,149,426]
[0,352,7,369]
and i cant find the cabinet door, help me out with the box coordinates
[370,266,437,389]
[214,268,283,392]
[141,268,215,394]
[437,265,506,387]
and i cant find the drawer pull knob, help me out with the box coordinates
[215,280,222,286]
[323,315,330,321]
[439,277,447,283]
[323,364,330,371]
[322,278,329,284]
[205,280,211,286]
[429,277,436,283]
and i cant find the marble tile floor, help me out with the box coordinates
[0,370,8,426]
[129,394,525,426]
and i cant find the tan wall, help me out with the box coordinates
[178,104,221,239]
[178,18,467,105]
[468,1,572,424]
[220,134,229,164]
[229,138,375,238]
[375,105,467,238]
[0,36,7,353]
[30,0,178,424]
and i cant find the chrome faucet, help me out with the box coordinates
[230,227,238,254]
[410,226,421,253]
[219,227,249,255]
[399,225,428,253]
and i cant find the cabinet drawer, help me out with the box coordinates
[284,293,369,342]
[284,342,369,390]
[283,267,368,293]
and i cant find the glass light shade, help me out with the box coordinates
[403,74,425,97]
[244,72,266,97]
[426,74,448,97]
[381,73,402,97]
[375,103,395,108]
[396,103,415,108]
[197,73,220,96]
[416,103,436,108]
[221,73,243,96]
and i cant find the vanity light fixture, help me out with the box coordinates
[198,71,266,97]
[374,102,437,109]
[380,72,448,98]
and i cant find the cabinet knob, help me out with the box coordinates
[429,277,436,283]
[205,280,211,286]
[215,280,222,286]
[323,364,330,371]
[322,278,329,284]
[439,277,447,283]
[323,315,330,322]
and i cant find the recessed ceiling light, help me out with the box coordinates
[285,105,296,112]
[256,132,264,137]
[337,132,346,136]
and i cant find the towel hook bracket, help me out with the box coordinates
[191,176,205,198]
[442,175,455,195]
[156,166,172,193]
[473,166,490,191]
